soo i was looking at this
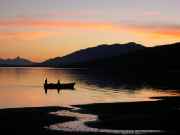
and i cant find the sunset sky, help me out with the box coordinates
[0,0,180,61]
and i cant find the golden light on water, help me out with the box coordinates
[0,68,178,108]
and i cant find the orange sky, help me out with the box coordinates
[0,0,180,61]
[0,18,180,61]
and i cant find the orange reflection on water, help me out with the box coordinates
[0,67,179,108]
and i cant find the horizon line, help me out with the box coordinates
[0,41,180,62]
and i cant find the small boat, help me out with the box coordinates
[44,82,75,90]
[44,79,75,90]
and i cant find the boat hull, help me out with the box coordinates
[44,83,75,90]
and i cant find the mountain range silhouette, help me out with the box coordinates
[41,42,145,67]
[1,42,180,72]
[0,56,34,66]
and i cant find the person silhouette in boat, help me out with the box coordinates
[44,78,48,94]
[45,78,48,85]
[57,80,60,94]
[57,80,60,85]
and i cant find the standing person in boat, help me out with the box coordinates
[45,78,48,85]
[44,78,48,94]
[57,80,60,85]
[57,80,60,94]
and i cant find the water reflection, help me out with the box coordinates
[0,67,179,108]
[44,88,61,94]
[67,69,180,91]
[44,87,75,94]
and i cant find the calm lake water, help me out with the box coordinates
[0,67,179,109]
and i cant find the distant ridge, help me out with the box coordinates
[40,42,180,73]
[76,42,180,71]
[1,42,180,70]
[42,42,145,66]
[0,56,35,66]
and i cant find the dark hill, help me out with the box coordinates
[41,42,145,66]
[77,42,180,72]
[42,42,180,74]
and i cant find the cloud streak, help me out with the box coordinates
[0,18,114,30]
[0,31,61,41]
[0,18,180,40]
